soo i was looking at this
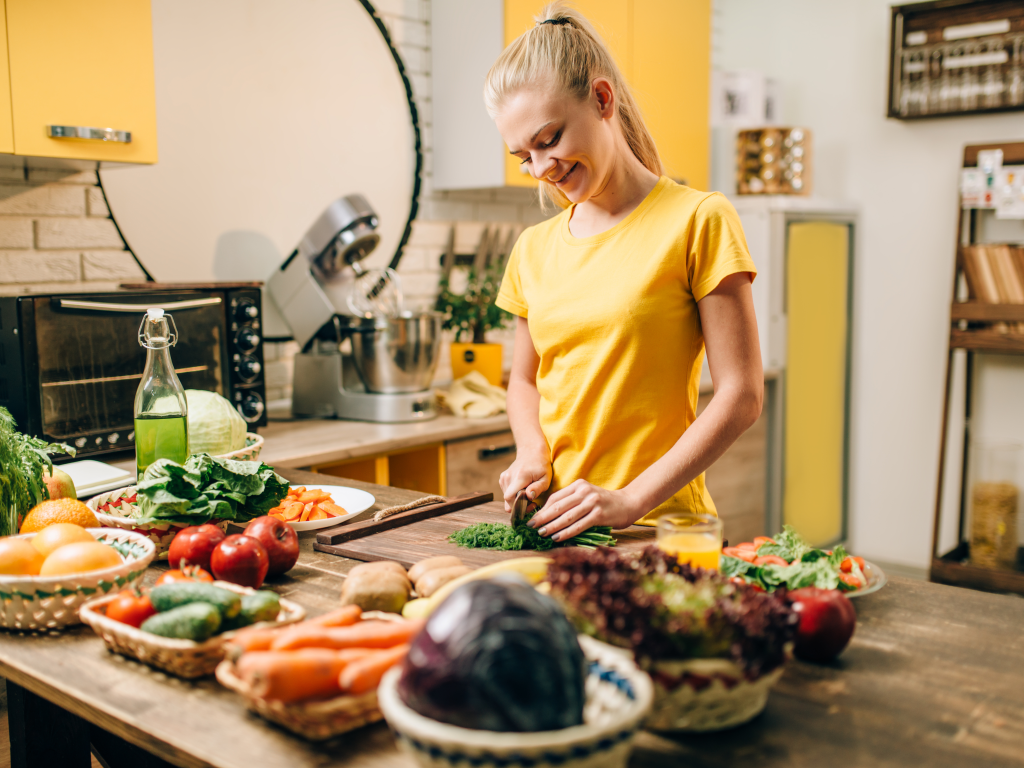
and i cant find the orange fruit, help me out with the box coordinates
[20,498,98,533]
[39,541,122,577]
[31,523,95,559]
[0,539,45,576]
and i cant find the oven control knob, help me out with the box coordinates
[234,355,261,382]
[108,433,119,444]
[75,437,87,448]
[234,326,261,353]
[235,300,259,323]
[237,392,265,422]
[95,437,104,446]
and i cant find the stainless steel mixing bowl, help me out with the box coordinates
[347,312,443,394]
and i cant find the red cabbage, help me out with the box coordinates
[397,576,586,732]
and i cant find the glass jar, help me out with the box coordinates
[969,443,1020,570]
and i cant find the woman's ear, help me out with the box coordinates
[592,77,615,119]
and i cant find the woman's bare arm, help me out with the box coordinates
[529,272,762,538]
[498,316,552,512]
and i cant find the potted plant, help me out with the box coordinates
[435,257,511,387]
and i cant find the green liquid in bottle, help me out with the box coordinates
[135,413,188,479]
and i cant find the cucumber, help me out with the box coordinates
[141,603,221,641]
[220,591,281,632]
[150,583,241,619]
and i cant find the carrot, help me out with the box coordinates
[339,644,410,695]
[306,605,362,628]
[237,648,373,703]
[271,619,424,651]
[228,626,281,653]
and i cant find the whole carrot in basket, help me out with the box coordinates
[229,606,363,653]
[237,648,375,703]
[271,619,424,651]
[339,644,410,696]
[306,604,363,628]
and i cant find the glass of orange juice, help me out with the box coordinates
[657,514,723,571]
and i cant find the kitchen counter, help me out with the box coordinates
[1,468,1022,768]
[258,413,510,468]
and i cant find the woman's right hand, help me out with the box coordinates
[499,452,552,513]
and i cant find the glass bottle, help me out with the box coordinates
[969,442,1020,570]
[134,308,189,480]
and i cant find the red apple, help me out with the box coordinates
[168,524,226,572]
[789,587,857,663]
[210,534,269,588]
[244,516,299,575]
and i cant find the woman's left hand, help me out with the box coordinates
[527,480,643,541]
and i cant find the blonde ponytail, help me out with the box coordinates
[484,2,664,210]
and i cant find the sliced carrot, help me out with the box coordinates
[321,502,347,517]
[297,490,323,504]
[339,644,410,695]
[237,648,373,703]
[291,487,306,494]
[270,619,424,651]
[308,508,329,521]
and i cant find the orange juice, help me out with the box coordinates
[657,532,722,571]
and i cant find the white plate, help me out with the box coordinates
[279,485,376,532]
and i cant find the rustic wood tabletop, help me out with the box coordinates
[0,467,1022,768]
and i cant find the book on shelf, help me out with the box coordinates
[959,244,1024,332]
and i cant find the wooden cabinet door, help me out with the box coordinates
[631,0,710,191]
[0,2,14,154]
[502,0,632,188]
[446,431,516,500]
[7,0,157,163]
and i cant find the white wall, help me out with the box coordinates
[715,0,1023,568]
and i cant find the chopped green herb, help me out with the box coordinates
[448,512,616,551]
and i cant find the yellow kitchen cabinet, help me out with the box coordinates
[431,0,708,191]
[313,444,448,497]
[5,0,157,163]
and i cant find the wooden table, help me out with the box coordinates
[2,468,1023,768]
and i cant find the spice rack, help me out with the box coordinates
[931,141,1024,594]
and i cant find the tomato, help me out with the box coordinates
[753,555,789,567]
[840,556,866,574]
[736,542,757,551]
[154,565,214,586]
[753,536,775,547]
[105,587,156,628]
[839,572,864,589]
[723,546,757,563]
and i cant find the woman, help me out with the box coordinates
[489,4,762,541]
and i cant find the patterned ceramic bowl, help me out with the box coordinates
[377,635,653,768]
[0,528,156,632]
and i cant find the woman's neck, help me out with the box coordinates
[568,150,660,239]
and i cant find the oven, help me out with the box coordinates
[0,287,267,458]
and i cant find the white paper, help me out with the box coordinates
[995,166,1024,220]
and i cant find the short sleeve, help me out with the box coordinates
[688,193,757,301]
[495,233,529,318]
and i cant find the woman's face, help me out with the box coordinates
[495,78,618,204]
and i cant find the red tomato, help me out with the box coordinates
[154,566,214,587]
[840,556,867,574]
[723,546,757,563]
[753,555,789,567]
[753,536,775,547]
[839,572,864,589]
[736,542,757,551]
[105,588,156,628]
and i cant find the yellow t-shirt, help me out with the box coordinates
[495,177,756,525]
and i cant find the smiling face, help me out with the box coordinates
[495,78,621,205]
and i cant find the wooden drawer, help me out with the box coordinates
[445,430,515,501]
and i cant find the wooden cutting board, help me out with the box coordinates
[313,500,657,568]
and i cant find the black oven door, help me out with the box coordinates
[26,292,227,455]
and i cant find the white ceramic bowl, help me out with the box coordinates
[0,528,156,631]
[377,635,653,768]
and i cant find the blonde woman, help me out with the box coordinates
[491,4,762,541]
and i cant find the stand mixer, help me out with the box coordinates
[267,195,441,422]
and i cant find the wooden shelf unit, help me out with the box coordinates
[932,141,1024,595]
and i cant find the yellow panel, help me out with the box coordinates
[7,0,157,163]
[0,2,14,154]
[389,444,443,495]
[632,0,710,190]
[313,457,377,485]
[783,222,850,546]
[502,0,632,188]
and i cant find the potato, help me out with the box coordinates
[348,560,408,580]
[415,565,472,598]
[340,570,411,613]
[408,555,465,584]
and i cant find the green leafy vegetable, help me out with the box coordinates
[136,453,289,525]
[721,526,856,592]
[0,407,74,536]
[448,510,616,551]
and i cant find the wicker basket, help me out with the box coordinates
[0,528,156,632]
[377,635,653,768]
[214,611,404,740]
[643,657,785,732]
[215,433,264,462]
[80,580,306,678]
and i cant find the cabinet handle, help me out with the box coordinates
[478,444,516,461]
[57,297,221,313]
[46,125,131,143]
